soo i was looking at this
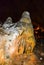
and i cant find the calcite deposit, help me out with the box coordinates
[0,11,36,65]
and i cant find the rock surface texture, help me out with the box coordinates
[0,11,36,65]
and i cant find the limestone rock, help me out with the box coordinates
[0,11,36,65]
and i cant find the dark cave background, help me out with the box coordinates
[0,0,44,60]
[0,0,44,27]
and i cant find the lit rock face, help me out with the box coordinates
[0,11,36,65]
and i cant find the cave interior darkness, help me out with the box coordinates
[0,0,44,27]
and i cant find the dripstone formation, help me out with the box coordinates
[0,11,36,65]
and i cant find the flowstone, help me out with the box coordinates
[0,11,36,65]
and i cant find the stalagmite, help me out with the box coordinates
[0,11,36,65]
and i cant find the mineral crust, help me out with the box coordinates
[0,11,36,65]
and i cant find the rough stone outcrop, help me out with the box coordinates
[0,11,35,65]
